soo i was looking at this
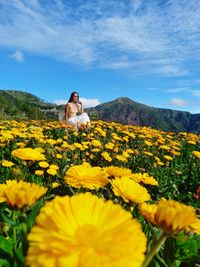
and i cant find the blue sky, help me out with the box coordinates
[1,0,200,112]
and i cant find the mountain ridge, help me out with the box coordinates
[86,97,200,133]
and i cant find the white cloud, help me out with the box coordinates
[9,50,24,62]
[0,0,200,74]
[54,99,67,105]
[54,98,101,108]
[79,98,101,108]
[165,87,188,93]
[191,90,200,97]
[169,98,188,107]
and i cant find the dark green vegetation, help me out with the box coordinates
[1,90,200,133]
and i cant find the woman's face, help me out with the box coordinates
[73,93,78,102]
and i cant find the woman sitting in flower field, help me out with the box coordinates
[65,91,90,131]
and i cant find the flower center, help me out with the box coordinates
[75,224,101,248]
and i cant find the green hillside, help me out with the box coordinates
[0,90,58,120]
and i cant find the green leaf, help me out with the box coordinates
[13,246,26,267]
[1,212,17,226]
[0,236,13,256]
[0,259,10,267]
[27,198,44,230]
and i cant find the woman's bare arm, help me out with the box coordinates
[65,103,70,123]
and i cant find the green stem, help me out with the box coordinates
[12,210,17,249]
[142,231,168,267]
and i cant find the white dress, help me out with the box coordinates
[67,112,90,130]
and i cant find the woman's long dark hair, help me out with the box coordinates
[68,91,79,103]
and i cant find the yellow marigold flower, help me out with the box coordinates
[12,148,46,161]
[12,167,21,175]
[157,161,164,166]
[192,151,200,159]
[104,142,115,150]
[188,140,196,145]
[27,193,147,267]
[123,136,129,142]
[74,143,84,150]
[0,180,47,209]
[116,154,128,162]
[46,139,57,145]
[64,164,109,189]
[105,166,132,178]
[139,202,158,224]
[113,145,119,153]
[126,148,134,154]
[47,169,57,176]
[159,145,171,150]
[154,199,197,233]
[34,147,45,153]
[101,151,112,162]
[91,148,100,153]
[144,141,152,146]
[163,155,173,161]
[52,182,60,188]
[122,151,130,158]
[155,156,161,162]
[38,161,49,168]
[1,160,14,167]
[16,142,26,147]
[170,150,180,156]
[91,139,101,147]
[112,134,122,141]
[190,219,200,234]
[131,173,158,186]
[143,151,153,156]
[35,170,44,176]
[56,154,62,159]
[73,131,78,136]
[111,177,151,203]
[49,164,59,170]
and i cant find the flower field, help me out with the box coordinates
[0,119,200,267]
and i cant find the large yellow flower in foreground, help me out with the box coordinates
[0,180,47,209]
[12,148,46,161]
[27,193,147,267]
[64,164,109,189]
[111,177,151,203]
[140,199,197,234]
[105,166,132,178]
